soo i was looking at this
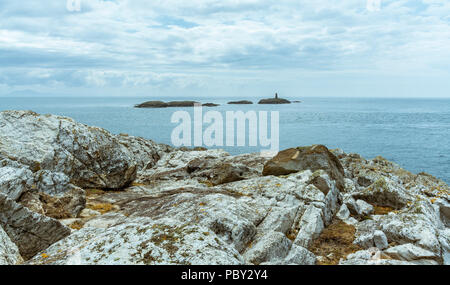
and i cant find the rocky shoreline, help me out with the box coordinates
[0,110,449,265]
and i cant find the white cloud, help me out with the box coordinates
[0,0,449,97]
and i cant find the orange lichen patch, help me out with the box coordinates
[85,189,106,197]
[87,202,116,214]
[285,230,297,242]
[309,220,362,265]
[371,204,395,215]
[41,253,49,259]
[70,220,85,230]
[199,202,206,206]
[130,182,147,187]
[199,180,215,187]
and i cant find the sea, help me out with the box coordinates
[1,96,449,184]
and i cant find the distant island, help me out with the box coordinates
[135,100,199,108]
[228,100,253,104]
[135,93,294,108]
[258,93,291,104]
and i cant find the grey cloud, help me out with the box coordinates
[0,0,449,93]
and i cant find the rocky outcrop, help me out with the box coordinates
[0,193,71,260]
[26,217,244,265]
[117,134,173,173]
[0,111,448,265]
[0,111,137,193]
[262,145,345,191]
[258,98,291,104]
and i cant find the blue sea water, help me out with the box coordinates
[1,96,449,184]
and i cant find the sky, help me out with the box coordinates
[0,0,450,98]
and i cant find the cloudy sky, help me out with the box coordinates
[1,0,450,98]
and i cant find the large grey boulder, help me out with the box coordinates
[0,193,71,260]
[0,111,137,192]
[263,145,345,191]
[117,134,172,172]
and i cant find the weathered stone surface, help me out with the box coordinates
[27,217,243,265]
[355,199,374,216]
[78,208,101,219]
[376,210,441,254]
[117,134,172,172]
[243,231,292,265]
[0,193,71,260]
[0,225,23,265]
[336,204,351,221]
[19,187,86,219]
[384,243,440,262]
[294,205,324,248]
[353,177,414,209]
[0,166,34,200]
[187,159,248,186]
[263,145,345,191]
[373,230,389,250]
[284,245,316,265]
[0,111,137,191]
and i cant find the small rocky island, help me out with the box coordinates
[227,100,253,105]
[258,93,291,104]
[135,100,207,108]
[1,110,448,265]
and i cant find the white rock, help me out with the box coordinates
[336,204,350,221]
[27,217,244,265]
[384,243,440,262]
[356,199,374,216]
[0,111,137,192]
[0,166,34,200]
[243,231,292,265]
[284,245,316,265]
[79,208,101,219]
[83,213,128,229]
[0,225,23,265]
[257,206,297,235]
[294,205,324,248]
[373,230,389,250]
[377,213,441,254]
